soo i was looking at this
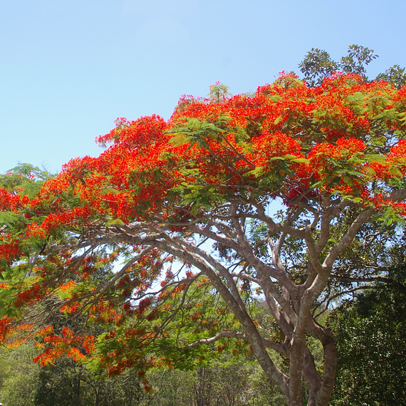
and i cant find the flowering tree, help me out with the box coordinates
[1,72,406,406]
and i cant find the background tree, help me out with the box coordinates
[0,342,289,406]
[329,263,406,405]
[0,344,40,406]
[0,344,148,406]
[1,50,406,406]
[376,65,406,90]
[299,44,406,88]
[145,361,288,406]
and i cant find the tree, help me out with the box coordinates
[1,68,406,406]
[0,342,285,406]
[299,44,406,88]
[0,344,40,406]
[329,263,406,405]
[0,300,149,406]
[145,360,288,406]
[376,65,406,90]
[0,343,148,406]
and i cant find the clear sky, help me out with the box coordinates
[1,0,406,174]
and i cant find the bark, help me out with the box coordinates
[315,330,337,406]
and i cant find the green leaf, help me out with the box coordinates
[0,212,22,227]
[244,167,264,178]
[364,154,387,163]
[283,154,309,164]
[168,134,194,147]
[268,156,286,162]
[105,219,126,227]
[274,116,283,125]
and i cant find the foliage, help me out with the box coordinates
[0,343,147,406]
[0,344,40,406]
[145,362,288,406]
[0,342,287,406]
[299,44,406,88]
[329,264,406,405]
[376,65,406,90]
[0,307,146,406]
[1,53,406,405]
[34,358,144,406]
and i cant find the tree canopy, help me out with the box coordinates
[1,48,406,406]
[299,44,406,88]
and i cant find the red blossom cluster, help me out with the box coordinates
[33,326,95,366]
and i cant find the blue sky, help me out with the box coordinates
[1,0,405,174]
